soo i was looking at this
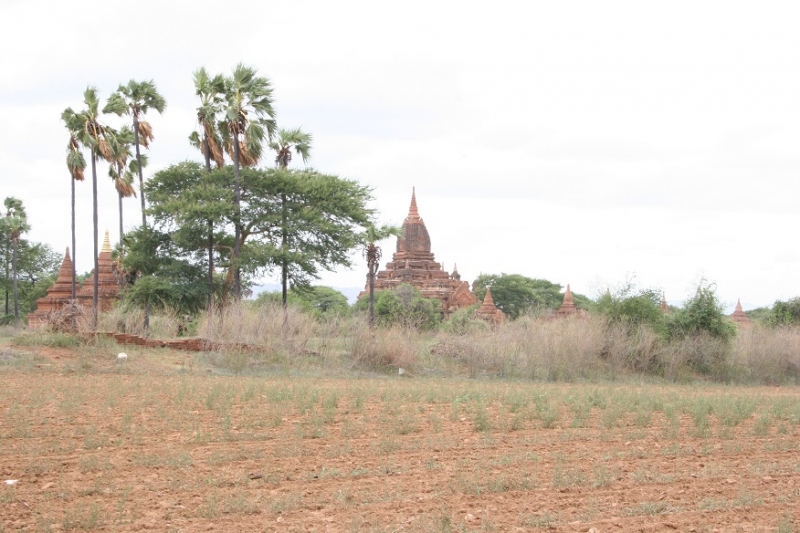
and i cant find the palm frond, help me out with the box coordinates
[137,121,154,147]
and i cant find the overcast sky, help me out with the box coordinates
[2,1,798,310]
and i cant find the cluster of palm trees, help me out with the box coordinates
[188,64,314,306]
[60,64,320,328]
[61,81,165,328]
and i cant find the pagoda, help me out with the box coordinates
[473,287,505,324]
[28,231,122,327]
[367,188,477,316]
[553,284,586,319]
[76,231,120,312]
[730,299,750,327]
[27,248,76,327]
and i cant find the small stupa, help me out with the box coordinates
[77,231,120,312]
[730,299,750,327]
[554,284,578,318]
[473,287,505,324]
[27,248,76,327]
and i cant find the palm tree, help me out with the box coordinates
[189,67,226,307]
[269,128,313,313]
[189,68,226,172]
[105,80,166,228]
[62,117,86,302]
[220,63,276,299]
[62,87,120,329]
[107,126,140,242]
[3,198,29,328]
[363,224,403,327]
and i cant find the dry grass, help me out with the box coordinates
[731,324,800,384]
[19,302,800,384]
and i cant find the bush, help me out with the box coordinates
[354,284,441,329]
[666,280,737,375]
[346,321,420,372]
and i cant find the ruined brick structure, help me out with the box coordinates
[367,189,477,317]
[28,231,121,327]
[473,287,505,324]
[553,284,587,319]
[730,298,750,327]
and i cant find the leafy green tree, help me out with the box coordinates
[1,198,29,326]
[362,223,403,327]
[220,63,277,299]
[472,273,591,319]
[768,297,800,326]
[105,79,166,228]
[0,243,61,326]
[145,161,231,307]
[354,284,441,329]
[137,163,371,311]
[254,286,349,317]
[62,87,122,328]
[595,285,666,335]
[120,226,212,315]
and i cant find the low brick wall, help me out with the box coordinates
[96,332,257,353]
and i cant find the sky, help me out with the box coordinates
[1,1,798,311]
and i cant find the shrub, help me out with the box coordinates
[353,284,441,329]
[346,321,420,372]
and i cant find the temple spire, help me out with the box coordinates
[101,230,112,254]
[407,187,420,220]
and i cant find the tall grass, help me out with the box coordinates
[18,300,800,384]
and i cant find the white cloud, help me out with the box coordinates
[1,0,798,310]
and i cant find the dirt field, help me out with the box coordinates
[1,344,799,532]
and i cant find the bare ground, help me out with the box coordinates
[1,343,799,532]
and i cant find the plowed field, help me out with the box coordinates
[1,346,799,531]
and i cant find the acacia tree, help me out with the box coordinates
[62,87,122,328]
[105,80,166,227]
[1,198,30,327]
[132,163,373,309]
[362,224,403,327]
[220,63,276,299]
[268,127,313,312]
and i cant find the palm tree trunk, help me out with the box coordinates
[71,176,76,301]
[91,152,99,330]
[203,136,214,309]
[118,190,123,247]
[12,236,18,328]
[232,138,242,300]
[133,117,150,333]
[133,117,147,228]
[368,261,376,327]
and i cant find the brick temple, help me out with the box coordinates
[367,189,477,317]
[28,232,121,327]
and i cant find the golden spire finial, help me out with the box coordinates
[101,230,112,253]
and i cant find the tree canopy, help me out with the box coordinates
[121,162,373,309]
[472,273,591,319]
